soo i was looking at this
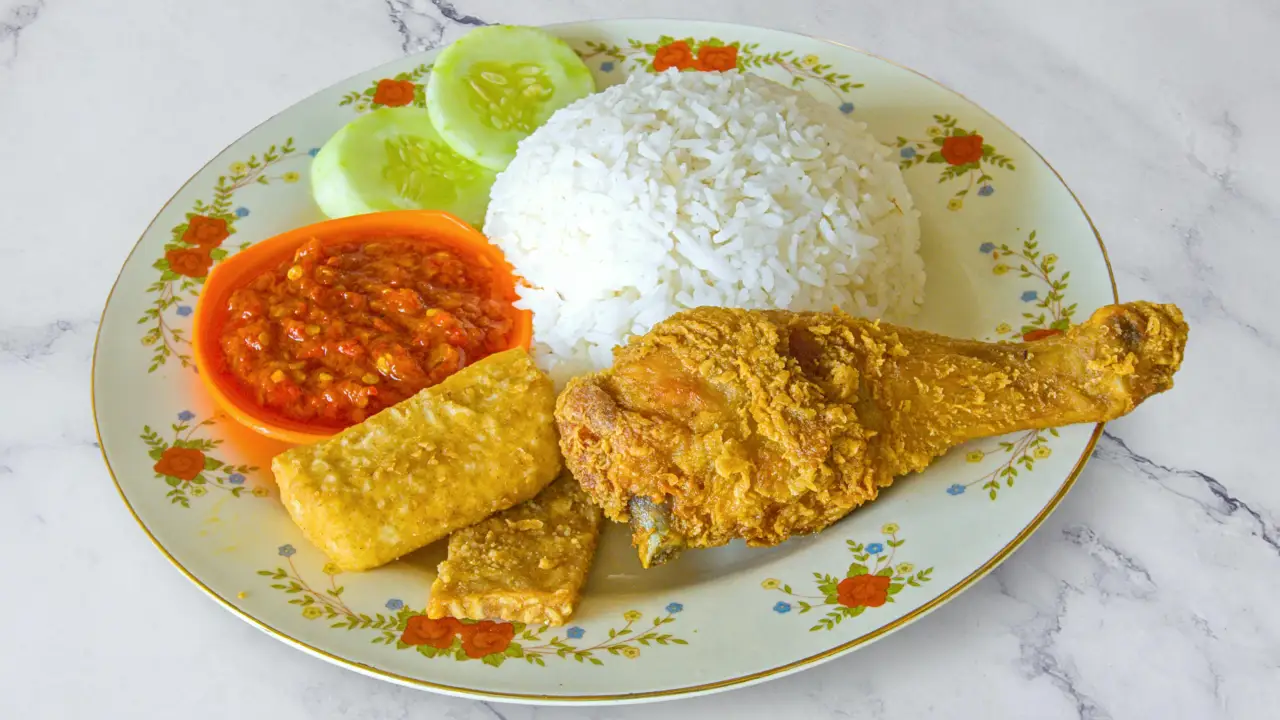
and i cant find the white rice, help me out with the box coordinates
[484,69,924,384]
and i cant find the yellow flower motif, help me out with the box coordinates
[896,563,914,575]
[995,322,1012,335]
[190,485,207,497]
[993,264,1010,275]
[282,171,301,183]
[801,54,820,68]
[1033,445,1052,459]
[880,522,899,535]
[947,198,964,212]
[251,486,269,497]
[302,606,323,619]
[761,578,781,590]
[322,562,341,576]
[620,646,641,659]
[229,161,248,175]
[965,450,985,463]
[927,126,943,137]
[623,610,642,623]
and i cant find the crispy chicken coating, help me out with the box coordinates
[555,303,1187,567]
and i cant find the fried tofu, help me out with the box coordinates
[271,349,561,572]
[427,474,602,626]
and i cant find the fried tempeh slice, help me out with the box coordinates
[427,474,603,626]
[272,348,562,572]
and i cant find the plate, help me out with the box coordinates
[93,19,1116,704]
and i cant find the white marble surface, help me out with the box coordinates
[1,0,1277,717]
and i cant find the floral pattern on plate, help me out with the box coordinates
[983,230,1076,341]
[578,36,863,109]
[895,114,1015,210]
[763,524,933,632]
[139,138,302,371]
[339,64,431,113]
[950,429,1058,501]
[142,411,260,507]
[258,556,688,667]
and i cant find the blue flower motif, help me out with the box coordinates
[278,544,296,557]
[385,598,404,610]
[235,206,250,218]
[665,602,683,614]
[308,147,321,157]
[839,102,855,114]
[773,601,792,614]
[900,146,916,159]
[979,242,996,254]
[566,626,586,639]
[1021,290,1039,302]
[177,410,195,421]
[176,305,193,317]
[978,184,995,197]
[947,483,966,496]
[600,61,615,72]
[866,543,884,555]
[228,473,245,485]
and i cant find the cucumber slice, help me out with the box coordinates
[427,25,595,171]
[311,107,496,226]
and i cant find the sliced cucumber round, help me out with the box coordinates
[427,25,595,171]
[311,107,496,226]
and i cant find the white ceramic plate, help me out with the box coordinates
[93,19,1116,705]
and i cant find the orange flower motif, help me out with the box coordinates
[153,446,206,481]
[836,574,891,608]
[696,44,739,72]
[401,616,461,649]
[165,246,213,278]
[460,620,515,659]
[653,41,697,72]
[373,78,417,107]
[1022,328,1064,342]
[940,134,985,166]
[181,215,229,248]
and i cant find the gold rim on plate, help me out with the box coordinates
[92,20,1119,704]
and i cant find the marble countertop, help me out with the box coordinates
[2,0,1277,717]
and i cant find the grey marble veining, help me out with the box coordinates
[383,0,487,54]
[1,1,1277,718]
[1098,432,1280,557]
[0,0,42,68]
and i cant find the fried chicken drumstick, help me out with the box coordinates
[555,302,1187,567]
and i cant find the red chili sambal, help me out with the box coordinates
[218,237,515,426]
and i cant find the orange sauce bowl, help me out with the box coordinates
[192,210,532,445]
